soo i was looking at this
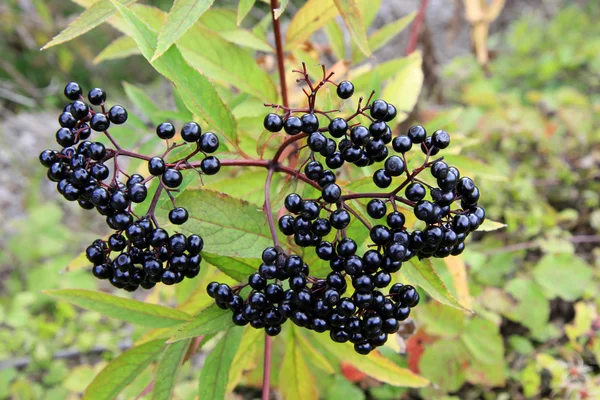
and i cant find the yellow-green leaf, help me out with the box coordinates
[122,81,161,124]
[111,1,237,141]
[334,0,370,57]
[381,51,423,123]
[285,0,339,49]
[167,304,234,343]
[198,328,244,399]
[202,253,259,281]
[350,56,415,91]
[478,219,507,232]
[94,35,140,63]
[281,328,319,400]
[296,328,335,374]
[44,289,193,327]
[237,0,256,25]
[442,154,507,182]
[402,258,469,311]
[217,29,273,52]
[82,339,165,400]
[324,20,346,60]
[353,11,416,62]
[152,0,216,62]
[312,331,429,387]
[227,326,263,391]
[151,340,191,400]
[42,0,137,50]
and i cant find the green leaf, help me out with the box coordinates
[82,339,165,400]
[42,0,137,50]
[217,29,273,52]
[158,189,272,259]
[312,332,429,387]
[198,327,244,399]
[324,21,346,60]
[326,376,366,400]
[418,302,465,337]
[357,0,381,28]
[350,56,415,91]
[111,1,237,141]
[281,327,319,400]
[122,82,161,124]
[381,51,423,122]
[152,0,216,62]
[533,253,594,301]
[402,258,468,311]
[202,253,259,281]
[419,340,467,392]
[178,25,277,99]
[505,278,549,339]
[151,340,191,400]
[44,289,192,327]
[237,0,256,25]
[94,35,140,63]
[334,0,370,57]
[167,304,234,343]
[460,317,504,365]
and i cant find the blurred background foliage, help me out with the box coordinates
[1,0,599,399]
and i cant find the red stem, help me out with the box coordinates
[405,0,429,55]
[270,0,288,108]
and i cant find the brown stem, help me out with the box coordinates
[270,0,288,108]
[264,167,280,248]
[262,334,273,400]
[406,0,429,55]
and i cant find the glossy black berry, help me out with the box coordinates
[200,156,220,175]
[384,104,397,122]
[370,100,389,120]
[301,113,319,133]
[421,136,440,156]
[58,112,77,129]
[128,183,147,203]
[64,82,82,100]
[350,126,370,146]
[108,105,128,124]
[169,207,189,225]
[283,116,302,135]
[322,183,341,203]
[392,135,412,153]
[163,168,183,188]
[384,156,405,177]
[88,88,106,105]
[367,199,387,219]
[90,113,110,131]
[70,100,89,120]
[337,81,354,99]
[432,129,450,149]
[373,169,392,188]
[328,118,348,138]
[284,193,303,213]
[156,122,176,139]
[405,183,426,202]
[148,157,166,176]
[307,132,327,152]
[264,113,283,132]
[181,122,201,142]
[330,209,351,229]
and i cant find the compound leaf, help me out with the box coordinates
[198,327,244,399]
[151,339,191,400]
[167,304,234,343]
[94,35,140,63]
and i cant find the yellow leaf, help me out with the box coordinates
[333,0,370,57]
[381,51,424,123]
[443,255,472,310]
[280,328,319,400]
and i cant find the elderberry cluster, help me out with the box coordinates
[39,82,222,290]
[210,69,486,355]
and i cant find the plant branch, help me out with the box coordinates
[270,0,288,108]
[406,0,429,55]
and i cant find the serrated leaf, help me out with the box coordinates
[94,35,140,63]
[82,339,165,400]
[281,328,319,400]
[42,0,137,50]
[178,25,277,99]
[237,0,256,25]
[167,304,234,343]
[198,327,244,399]
[157,189,273,259]
[353,11,416,62]
[312,331,429,387]
[381,51,423,122]
[152,0,216,61]
[151,339,191,400]
[402,258,469,311]
[202,253,259,281]
[334,0,370,57]
[111,1,237,141]
[477,219,507,232]
[44,289,192,327]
